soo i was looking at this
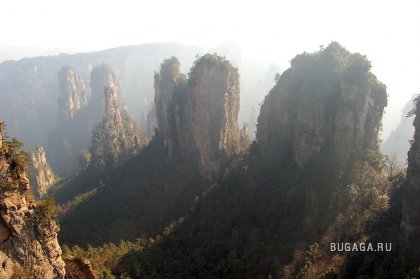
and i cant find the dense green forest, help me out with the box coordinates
[59,140,418,278]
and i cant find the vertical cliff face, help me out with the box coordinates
[27,146,56,198]
[57,66,88,122]
[257,42,387,169]
[401,96,420,246]
[154,57,186,155]
[47,66,91,177]
[154,55,240,175]
[183,55,241,172]
[0,121,65,278]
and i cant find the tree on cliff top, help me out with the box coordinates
[190,53,238,74]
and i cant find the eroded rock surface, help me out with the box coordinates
[27,146,57,198]
[154,55,240,175]
[0,121,65,278]
[90,65,146,173]
[57,66,88,122]
[256,42,387,169]
[48,66,91,177]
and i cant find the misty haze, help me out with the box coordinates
[0,1,419,278]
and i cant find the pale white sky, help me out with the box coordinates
[1,0,419,138]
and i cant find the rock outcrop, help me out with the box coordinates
[90,64,122,125]
[47,66,91,177]
[401,96,420,246]
[0,120,65,278]
[27,146,57,198]
[90,65,146,173]
[57,66,88,122]
[154,55,240,175]
[0,43,202,155]
[257,42,387,169]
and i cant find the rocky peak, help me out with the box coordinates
[57,66,88,122]
[154,54,240,175]
[401,96,420,246]
[0,121,65,278]
[256,42,387,169]
[27,146,57,198]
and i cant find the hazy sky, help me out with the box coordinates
[1,0,419,139]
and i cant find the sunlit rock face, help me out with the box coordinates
[401,96,420,246]
[104,83,122,130]
[57,65,88,122]
[27,146,56,198]
[0,121,65,279]
[155,55,240,176]
[257,42,387,169]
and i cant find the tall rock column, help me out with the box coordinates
[183,55,240,173]
[256,42,387,169]
[89,64,145,173]
[90,64,121,125]
[154,54,240,176]
[154,57,186,155]
[255,43,387,232]
[401,97,420,246]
